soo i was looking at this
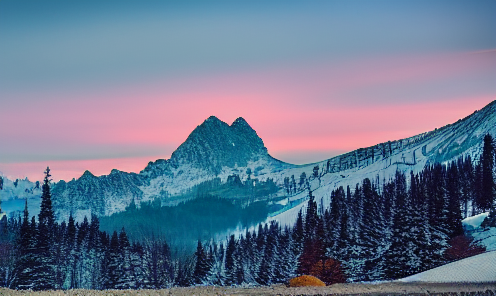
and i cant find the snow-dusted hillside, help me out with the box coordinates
[463,212,496,252]
[399,251,496,282]
[0,174,42,218]
[2,100,495,222]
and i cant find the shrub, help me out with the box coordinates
[309,258,347,285]
[288,275,326,287]
[444,235,486,262]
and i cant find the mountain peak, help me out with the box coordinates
[169,116,267,173]
[205,115,222,123]
[232,117,248,126]
[80,170,95,179]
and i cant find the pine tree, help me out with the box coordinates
[145,240,172,288]
[224,235,236,285]
[66,214,77,289]
[87,214,103,289]
[206,242,225,286]
[304,191,318,240]
[328,188,342,256]
[425,164,449,269]
[32,167,56,290]
[384,170,415,279]
[257,221,279,285]
[336,187,350,262]
[478,134,495,212]
[458,156,474,218]
[359,178,383,280]
[117,228,132,289]
[233,236,245,285]
[11,200,36,290]
[289,211,304,276]
[105,231,120,289]
[445,162,464,239]
[193,240,209,284]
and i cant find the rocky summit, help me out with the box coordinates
[169,116,268,173]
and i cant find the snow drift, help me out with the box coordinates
[400,251,496,283]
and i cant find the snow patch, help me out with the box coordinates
[400,251,496,283]
[463,212,489,229]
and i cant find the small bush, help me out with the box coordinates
[289,275,326,287]
[444,235,486,262]
[310,258,347,285]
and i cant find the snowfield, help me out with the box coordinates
[463,212,496,252]
[400,251,496,283]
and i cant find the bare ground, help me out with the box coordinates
[1,282,495,296]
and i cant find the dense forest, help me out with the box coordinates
[0,135,494,290]
[98,175,278,244]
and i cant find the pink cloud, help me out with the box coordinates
[1,50,495,179]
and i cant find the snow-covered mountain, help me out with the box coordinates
[0,174,42,218]
[2,100,495,222]
[49,116,293,221]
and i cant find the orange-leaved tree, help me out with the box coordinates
[309,258,346,285]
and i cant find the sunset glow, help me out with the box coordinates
[1,1,495,181]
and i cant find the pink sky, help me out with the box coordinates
[1,50,495,182]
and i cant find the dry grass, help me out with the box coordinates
[0,282,495,296]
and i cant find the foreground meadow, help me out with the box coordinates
[1,282,495,296]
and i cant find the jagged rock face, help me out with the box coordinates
[170,116,268,174]
[140,159,172,180]
[51,169,144,220]
[49,116,271,220]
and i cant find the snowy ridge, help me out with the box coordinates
[1,100,495,222]
[0,174,42,218]
[269,100,496,226]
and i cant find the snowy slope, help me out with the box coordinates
[269,100,496,226]
[0,174,42,218]
[399,251,496,282]
[463,212,496,252]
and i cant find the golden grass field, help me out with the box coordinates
[0,282,495,296]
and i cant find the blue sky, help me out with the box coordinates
[1,0,495,181]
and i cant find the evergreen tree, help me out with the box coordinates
[11,200,36,290]
[446,162,464,239]
[336,187,350,262]
[193,240,209,284]
[224,234,236,285]
[425,164,449,269]
[304,190,318,239]
[458,156,474,217]
[299,172,307,189]
[117,228,132,289]
[105,231,121,289]
[359,178,382,280]
[478,134,495,212]
[384,170,415,279]
[32,167,56,290]
[66,214,77,289]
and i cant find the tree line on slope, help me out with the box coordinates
[0,134,493,289]
[182,134,495,284]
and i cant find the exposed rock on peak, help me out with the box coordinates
[80,170,95,179]
[170,116,268,173]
